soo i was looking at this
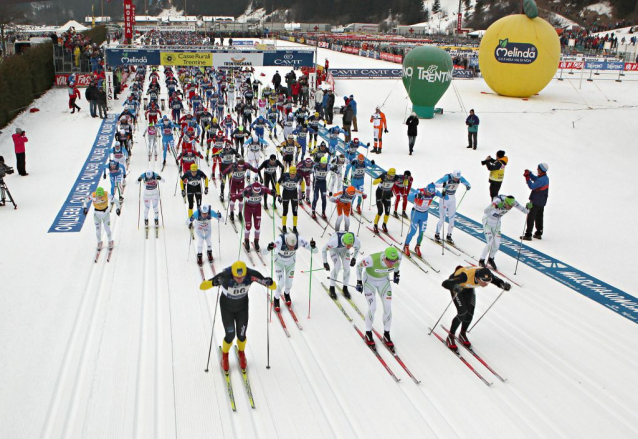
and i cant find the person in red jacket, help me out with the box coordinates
[12,128,28,176]
[291,81,301,105]
[68,81,81,113]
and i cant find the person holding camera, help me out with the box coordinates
[0,156,16,208]
[12,128,28,176]
[481,150,508,199]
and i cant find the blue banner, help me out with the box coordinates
[453,69,474,79]
[318,126,638,324]
[330,68,403,78]
[49,115,117,233]
[584,60,625,71]
[105,49,161,66]
[263,50,315,67]
[233,40,254,46]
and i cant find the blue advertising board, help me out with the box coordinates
[263,50,315,67]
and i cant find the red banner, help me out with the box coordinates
[457,13,462,32]
[559,61,584,70]
[55,74,94,87]
[124,0,133,40]
[624,62,638,71]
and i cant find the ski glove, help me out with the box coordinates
[310,239,316,249]
[526,202,533,209]
[384,129,388,133]
[267,242,275,251]
[523,169,531,178]
[393,272,400,284]
[116,208,121,216]
[356,280,363,293]
[503,282,512,291]
[188,222,193,229]
[204,187,209,195]
[181,190,186,197]
[324,262,330,271]
[138,177,142,182]
[83,208,88,215]
[264,277,274,286]
[350,258,356,267]
[277,196,282,204]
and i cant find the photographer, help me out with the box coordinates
[0,156,16,208]
[12,128,28,176]
[481,150,508,199]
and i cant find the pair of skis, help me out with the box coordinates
[218,346,254,411]
[94,243,114,263]
[145,222,160,239]
[269,291,303,337]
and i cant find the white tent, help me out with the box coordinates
[58,20,89,33]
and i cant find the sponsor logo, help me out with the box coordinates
[494,39,537,64]
[403,65,452,82]
[120,56,148,65]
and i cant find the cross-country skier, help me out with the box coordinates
[372,168,398,234]
[480,195,531,270]
[276,165,305,233]
[142,122,160,161]
[242,181,271,251]
[222,157,257,223]
[103,157,126,202]
[435,170,471,244]
[137,169,163,231]
[180,163,209,218]
[329,185,366,232]
[323,231,361,299]
[392,170,413,219]
[83,186,121,251]
[265,233,317,311]
[370,106,388,154]
[188,205,222,266]
[257,154,284,210]
[441,266,510,351]
[356,246,401,349]
[403,183,442,257]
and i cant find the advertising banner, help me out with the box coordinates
[105,48,161,66]
[233,40,254,46]
[624,62,638,71]
[214,52,264,68]
[55,74,94,87]
[161,52,213,67]
[559,61,584,69]
[105,71,114,110]
[452,69,474,79]
[330,69,402,78]
[263,50,314,67]
[584,60,623,70]
[123,0,133,40]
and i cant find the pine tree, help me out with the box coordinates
[432,0,441,14]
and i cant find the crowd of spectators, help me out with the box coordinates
[53,27,105,73]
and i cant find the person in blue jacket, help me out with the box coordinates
[522,162,549,240]
[348,94,358,132]
[466,109,479,150]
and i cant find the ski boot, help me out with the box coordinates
[329,286,337,300]
[382,223,388,233]
[284,292,292,307]
[403,244,410,257]
[446,234,454,244]
[263,203,269,211]
[207,250,214,262]
[401,211,408,219]
[108,240,114,250]
[154,218,159,227]
[321,212,327,220]
[458,331,471,347]
[197,253,203,267]
[220,193,225,203]
[342,286,351,300]
[312,210,317,219]
[229,211,234,222]
[282,225,287,234]
[97,241,103,251]
[221,351,230,372]
[479,259,487,268]
[371,147,378,154]
[434,232,441,242]
[383,331,395,352]
[393,210,399,219]
[292,226,298,234]
[414,245,422,258]
[488,258,498,270]
[163,159,166,166]
[244,238,250,251]
[253,239,260,251]
[356,205,362,215]
[329,191,333,197]
[237,349,247,370]
[446,334,458,352]
[373,224,380,234]
[365,331,376,349]
[273,297,281,312]
[520,234,532,241]
[238,211,243,222]
[145,219,149,227]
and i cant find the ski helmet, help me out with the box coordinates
[425,183,436,195]
[269,154,277,161]
[284,233,298,248]
[404,170,411,177]
[384,246,399,263]
[476,268,493,283]
[252,182,262,193]
[342,232,355,247]
[452,170,462,180]
[231,260,247,277]
[239,126,244,131]
[504,196,516,208]
[387,168,396,177]
[201,205,210,215]
[357,154,365,161]
[289,165,297,174]
[287,134,294,141]
[237,157,245,164]
[346,186,356,196]
[145,169,153,179]
[96,187,105,197]
[190,163,198,172]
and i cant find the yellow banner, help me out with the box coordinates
[160,52,212,67]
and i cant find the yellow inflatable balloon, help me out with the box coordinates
[479,14,560,97]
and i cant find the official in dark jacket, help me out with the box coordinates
[522,162,549,240]
[325,90,335,125]
[342,103,355,143]
[406,112,419,155]
[85,81,100,118]
[481,150,508,198]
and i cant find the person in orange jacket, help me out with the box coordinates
[370,106,388,153]
[68,81,81,113]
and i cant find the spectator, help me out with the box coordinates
[325,90,335,125]
[349,95,358,132]
[68,82,81,113]
[97,85,108,119]
[85,81,99,118]
[522,163,549,241]
[466,109,479,150]
[272,70,281,92]
[342,103,355,143]
[291,80,300,105]
[406,112,419,155]
[12,128,28,176]
[314,88,324,116]
[481,150,508,199]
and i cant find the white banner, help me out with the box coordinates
[105,72,115,110]
[213,52,264,68]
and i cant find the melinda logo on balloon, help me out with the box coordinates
[403,65,452,83]
[494,39,538,64]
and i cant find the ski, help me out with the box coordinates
[286,303,303,330]
[269,292,291,337]
[252,243,267,267]
[106,245,114,262]
[321,282,353,322]
[336,286,365,320]
[366,226,394,246]
[412,252,440,273]
[198,264,206,281]
[463,260,523,288]
[145,225,149,239]
[392,244,429,274]
[234,346,256,408]
[353,323,400,382]
[94,247,103,263]
[445,240,475,259]
[209,260,217,276]
[353,210,372,223]
[218,347,237,411]
[381,229,401,244]
[228,218,239,234]
[371,328,421,384]
[429,328,492,386]
[442,326,506,382]
[427,236,461,256]
[155,225,159,239]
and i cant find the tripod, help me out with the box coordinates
[0,180,17,209]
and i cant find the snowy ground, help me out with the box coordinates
[1,39,637,438]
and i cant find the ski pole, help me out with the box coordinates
[468,289,505,333]
[269,195,275,324]
[320,203,337,238]
[137,182,141,230]
[188,226,193,260]
[300,268,325,273]
[266,283,271,369]
[428,290,460,335]
[456,188,468,211]
[514,217,527,275]
[204,287,221,372]
[308,240,313,319]
[326,277,359,289]
[218,211,222,263]
[158,184,165,228]
[440,198,446,256]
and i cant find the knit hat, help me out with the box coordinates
[15,128,23,134]
[538,163,549,173]
[496,150,505,158]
